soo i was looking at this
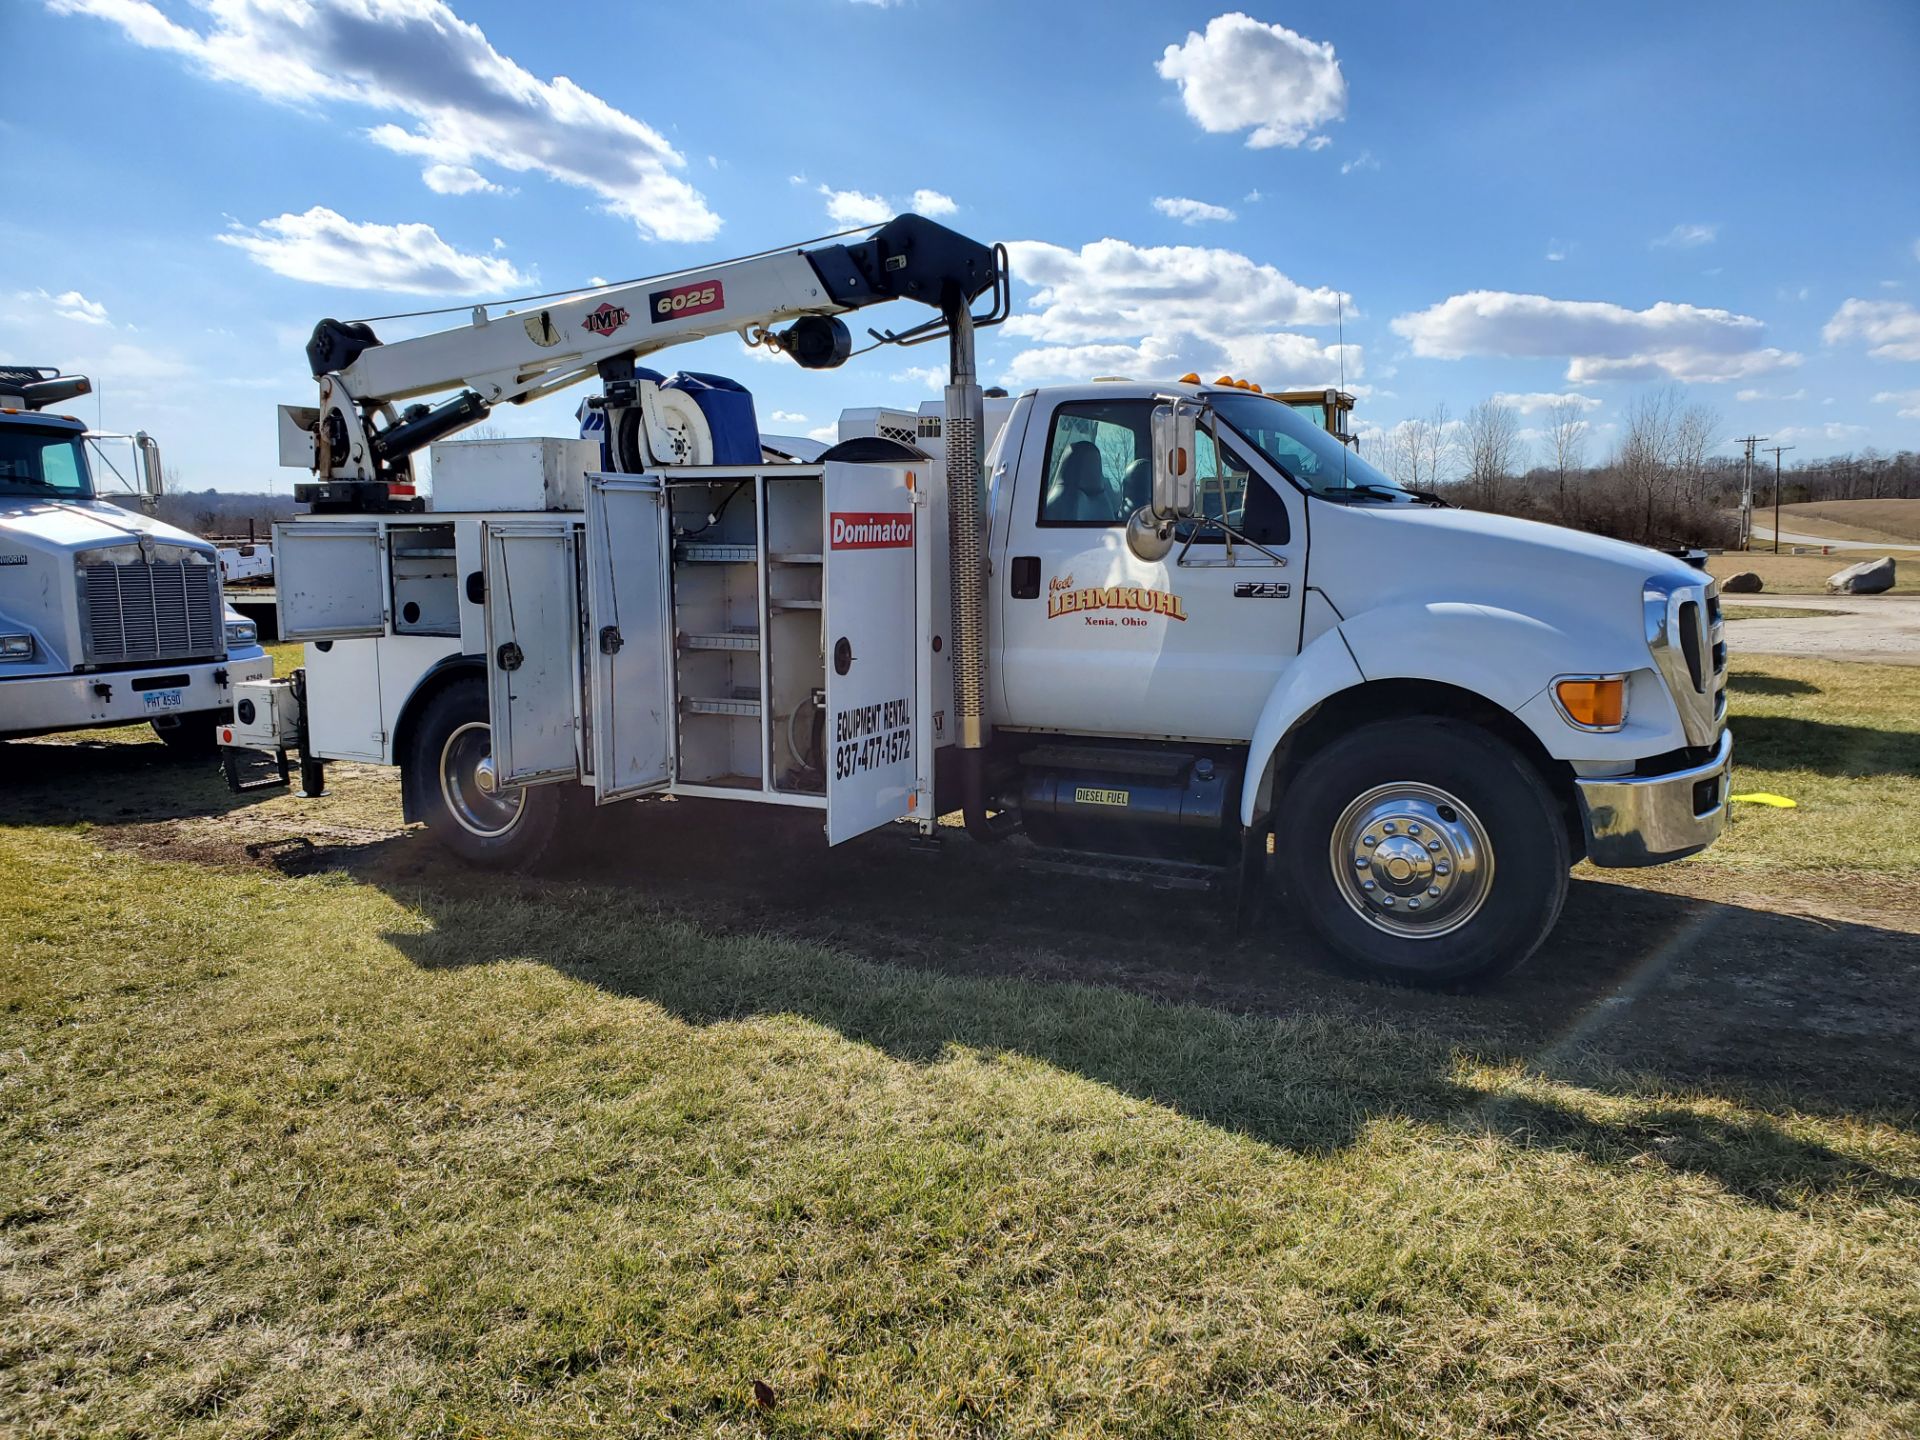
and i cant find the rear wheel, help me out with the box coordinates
[402,677,566,868]
[1278,717,1570,987]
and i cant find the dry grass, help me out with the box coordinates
[1708,551,1917,595]
[2,653,1917,1437]
[1775,499,1920,546]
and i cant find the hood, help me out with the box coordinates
[1308,500,1702,619]
[0,498,212,558]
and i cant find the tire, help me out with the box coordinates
[401,676,567,869]
[152,711,223,758]
[1277,717,1570,987]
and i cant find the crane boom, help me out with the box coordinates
[284,214,1005,511]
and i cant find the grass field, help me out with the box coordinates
[1772,499,1920,547]
[1707,550,1918,595]
[3,652,1917,1437]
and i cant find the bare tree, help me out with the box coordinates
[1672,400,1719,510]
[1462,398,1522,508]
[1543,397,1589,508]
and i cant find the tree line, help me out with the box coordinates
[1364,385,1920,548]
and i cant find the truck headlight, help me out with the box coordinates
[225,618,258,647]
[0,633,34,660]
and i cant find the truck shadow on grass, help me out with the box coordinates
[314,802,1919,1214]
[0,735,251,825]
[1730,714,1919,777]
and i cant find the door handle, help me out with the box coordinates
[1010,555,1040,599]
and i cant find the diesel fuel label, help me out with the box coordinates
[833,696,912,780]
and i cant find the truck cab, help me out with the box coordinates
[0,369,272,749]
[961,378,1729,980]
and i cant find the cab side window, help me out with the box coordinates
[1038,401,1152,526]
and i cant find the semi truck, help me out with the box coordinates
[223,216,1731,986]
[0,367,272,752]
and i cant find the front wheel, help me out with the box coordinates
[401,677,566,868]
[1278,718,1570,987]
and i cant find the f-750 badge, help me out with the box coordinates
[1233,582,1291,599]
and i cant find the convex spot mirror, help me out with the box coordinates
[1129,399,1204,561]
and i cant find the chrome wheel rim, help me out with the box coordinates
[439,721,524,838]
[1330,781,1493,939]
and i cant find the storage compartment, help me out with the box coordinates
[429,437,598,512]
[388,523,459,636]
[670,478,763,790]
[763,474,826,794]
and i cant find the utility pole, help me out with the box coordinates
[1732,434,1767,550]
[1766,444,1794,554]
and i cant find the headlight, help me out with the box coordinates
[0,632,33,660]
[225,619,258,646]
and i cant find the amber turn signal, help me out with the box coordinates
[1555,676,1626,730]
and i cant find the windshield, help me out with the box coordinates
[0,426,93,500]
[1208,392,1407,501]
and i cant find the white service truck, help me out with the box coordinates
[0,367,271,752]
[224,216,1731,986]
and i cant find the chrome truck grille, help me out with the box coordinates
[1646,574,1727,748]
[75,541,222,666]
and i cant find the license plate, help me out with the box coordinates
[142,688,186,714]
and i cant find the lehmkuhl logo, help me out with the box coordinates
[582,302,630,337]
[830,512,914,549]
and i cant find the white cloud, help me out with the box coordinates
[219,208,532,295]
[891,365,946,391]
[1304,136,1332,152]
[1243,188,1264,203]
[806,423,838,444]
[50,0,719,241]
[819,186,893,227]
[769,410,808,424]
[1823,298,1920,361]
[1776,284,1811,302]
[1874,389,1920,419]
[1002,237,1355,388]
[1735,387,1807,403]
[1771,422,1869,448]
[1545,239,1569,262]
[1152,196,1236,226]
[53,290,110,326]
[1339,148,1379,175]
[1491,391,1603,415]
[819,184,957,226]
[1390,290,1801,384]
[1652,223,1718,249]
[421,163,502,196]
[1156,13,1346,149]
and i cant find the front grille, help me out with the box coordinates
[76,545,221,666]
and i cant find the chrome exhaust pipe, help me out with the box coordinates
[943,302,1002,842]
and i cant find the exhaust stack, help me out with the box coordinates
[942,302,1002,841]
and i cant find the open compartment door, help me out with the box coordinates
[823,460,923,845]
[273,520,387,640]
[584,475,673,802]
[483,521,581,787]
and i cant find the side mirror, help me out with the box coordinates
[1129,400,1203,561]
[134,432,164,501]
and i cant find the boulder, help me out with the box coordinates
[1827,557,1896,595]
[1721,571,1764,594]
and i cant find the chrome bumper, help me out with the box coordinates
[1576,730,1732,868]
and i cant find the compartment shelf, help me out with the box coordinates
[770,552,823,565]
[677,627,761,652]
[682,692,762,717]
[676,542,758,564]
[769,598,822,612]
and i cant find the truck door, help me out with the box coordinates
[483,521,581,787]
[995,396,1303,742]
[274,520,387,640]
[823,460,924,845]
[583,475,673,801]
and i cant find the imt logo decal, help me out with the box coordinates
[1047,572,1187,625]
[649,279,724,323]
[582,301,630,337]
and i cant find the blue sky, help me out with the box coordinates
[4,0,1918,491]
